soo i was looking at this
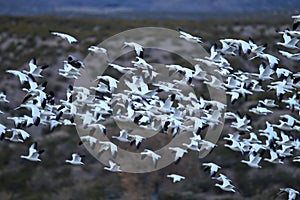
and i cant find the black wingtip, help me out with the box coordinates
[130,140,135,146]
[71,41,79,44]
[213,43,218,49]
[170,94,176,101]
[174,157,181,165]
[22,94,32,104]
[249,37,254,43]
[42,81,48,88]
[195,127,201,135]
[246,49,251,55]
[39,150,45,154]
[136,142,141,149]
[32,142,37,148]
[34,117,40,126]
[31,57,36,64]
[0,133,5,140]
[138,51,144,59]
[293,22,300,30]
[68,85,73,91]
[41,65,49,70]
[28,73,37,83]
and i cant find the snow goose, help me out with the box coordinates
[202,162,221,177]
[293,156,300,162]
[168,147,187,164]
[276,68,293,79]
[87,123,106,136]
[128,134,145,149]
[277,32,299,49]
[65,153,84,165]
[104,160,122,172]
[192,64,208,81]
[282,94,299,111]
[182,139,200,152]
[203,76,226,90]
[251,62,274,81]
[178,28,202,43]
[95,75,119,92]
[279,50,300,61]
[49,31,78,44]
[279,28,300,37]
[224,137,245,154]
[199,139,217,152]
[15,99,41,126]
[249,103,273,115]
[140,149,161,168]
[241,151,263,168]
[273,120,294,131]
[243,132,262,144]
[219,39,238,55]
[0,91,9,103]
[77,111,96,128]
[20,142,44,162]
[278,187,299,200]
[264,149,284,164]
[108,63,136,74]
[213,174,236,193]
[249,37,267,54]
[167,174,185,183]
[280,114,300,127]
[292,14,300,30]
[112,129,131,143]
[67,55,85,69]
[22,58,48,78]
[79,135,98,149]
[250,52,279,68]
[0,123,7,137]
[221,38,251,54]
[6,70,30,85]
[98,141,118,158]
[123,42,143,58]
[267,83,292,101]
[7,117,24,130]
[258,99,278,108]
[5,128,30,143]
[88,46,108,57]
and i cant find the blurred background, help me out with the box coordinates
[0,1,300,200]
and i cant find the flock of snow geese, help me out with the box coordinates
[1,14,300,199]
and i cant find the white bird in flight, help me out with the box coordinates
[167,174,185,183]
[278,187,299,200]
[104,160,122,172]
[123,42,144,58]
[65,153,85,165]
[20,142,44,162]
[49,31,78,44]
[141,149,161,168]
[88,46,108,57]
[178,28,202,43]
[202,162,221,177]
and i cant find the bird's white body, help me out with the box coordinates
[167,174,185,183]
[20,142,44,162]
[65,153,84,165]
[50,31,78,44]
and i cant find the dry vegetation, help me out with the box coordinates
[0,15,298,200]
